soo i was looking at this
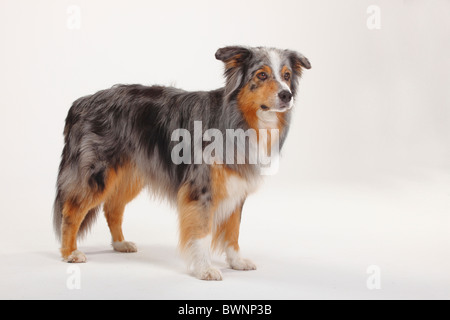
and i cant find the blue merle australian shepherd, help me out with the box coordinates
[53,46,311,280]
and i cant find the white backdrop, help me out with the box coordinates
[0,0,449,299]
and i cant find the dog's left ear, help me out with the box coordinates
[288,50,311,73]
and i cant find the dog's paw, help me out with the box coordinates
[196,267,223,281]
[65,250,87,263]
[229,258,257,271]
[112,241,138,253]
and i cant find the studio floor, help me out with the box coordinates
[1,168,449,300]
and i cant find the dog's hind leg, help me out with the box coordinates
[60,202,93,263]
[60,167,119,263]
[103,164,143,253]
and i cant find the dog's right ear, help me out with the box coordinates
[215,46,252,101]
[215,46,252,70]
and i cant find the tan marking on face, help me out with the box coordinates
[281,65,292,87]
[237,66,280,130]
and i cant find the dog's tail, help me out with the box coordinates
[52,190,64,242]
[53,107,101,242]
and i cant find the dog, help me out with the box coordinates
[53,46,311,280]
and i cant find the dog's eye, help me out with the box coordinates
[284,72,291,81]
[257,72,268,81]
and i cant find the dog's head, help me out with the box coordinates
[216,46,311,115]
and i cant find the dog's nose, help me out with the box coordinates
[278,90,292,103]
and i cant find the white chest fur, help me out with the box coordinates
[257,109,279,129]
[214,174,260,227]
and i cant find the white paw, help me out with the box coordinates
[112,241,138,253]
[65,250,87,263]
[229,258,257,271]
[196,267,223,281]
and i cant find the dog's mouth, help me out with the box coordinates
[260,104,292,113]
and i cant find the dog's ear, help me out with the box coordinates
[288,50,311,73]
[215,46,252,70]
[216,46,252,101]
[286,50,310,97]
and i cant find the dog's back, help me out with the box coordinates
[54,84,223,237]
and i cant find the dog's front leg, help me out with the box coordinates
[177,184,222,281]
